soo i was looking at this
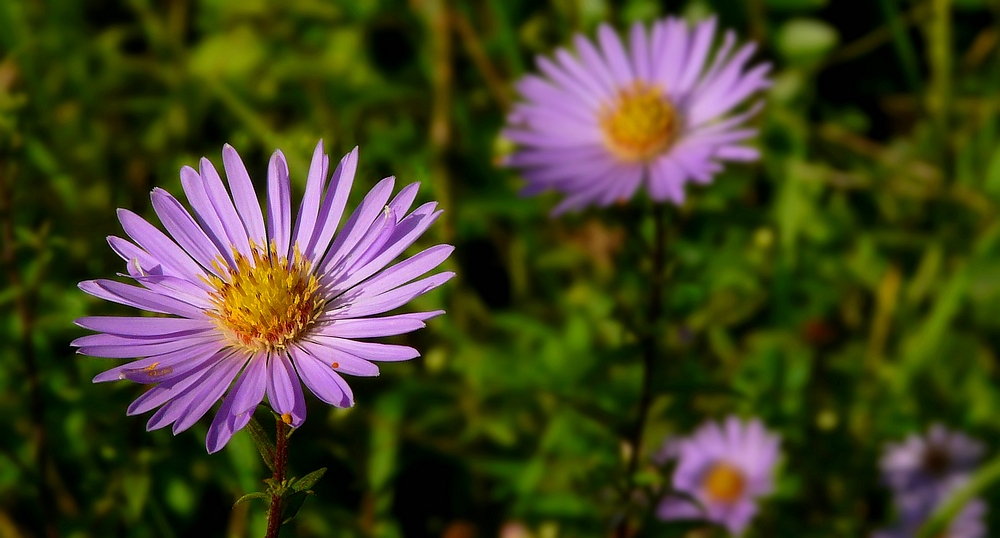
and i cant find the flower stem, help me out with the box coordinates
[265,416,290,538]
[617,204,668,537]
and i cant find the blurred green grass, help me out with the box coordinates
[2,0,1000,536]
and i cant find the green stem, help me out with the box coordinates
[916,452,1000,538]
[615,204,668,537]
[925,0,953,164]
[876,0,921,92]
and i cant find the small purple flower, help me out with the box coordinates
[73,142,453,453]
[872,482,987,538]
[881,424,984,503]
[502,17,771,214]
[657,416,780,534]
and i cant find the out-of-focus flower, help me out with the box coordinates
[881,424,984,505]
[502,17,771,214]
[872,480,987,538]
[498,521,532,538]
[656,416,780,534]
[73,141,453,453]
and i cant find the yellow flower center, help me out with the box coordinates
[206,243,323,353]
[600,83,677,162]
[702,462,745,504]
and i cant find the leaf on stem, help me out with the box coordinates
[289,467,327,493]
[246,414,276,472]
[233,491,270,508]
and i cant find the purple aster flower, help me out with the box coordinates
[73,141,453,453]
[880,424,984,504]
[657,416,780,535]
[872,478,988,538]
[502,17,771,214]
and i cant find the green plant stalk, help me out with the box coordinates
[615,204,667,538]
[265,416,290,538]
[925,0,953,160]
[876,0,921,92]
[916,452,1000,537]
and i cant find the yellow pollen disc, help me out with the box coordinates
[703,462,745,504]
[206,242,323,353]
[600,83,677,162]
[281,413,293,424]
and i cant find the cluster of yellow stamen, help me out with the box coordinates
[702,462,746,504]
[600,82,677,162]
[206,242,323,353]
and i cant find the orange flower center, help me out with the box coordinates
[600,82,677,162]
[702,462,746,504]
[206,243,323,353]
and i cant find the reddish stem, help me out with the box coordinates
[265,416,290,538]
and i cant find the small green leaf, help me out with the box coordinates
[290,468,327,493]
[233,491,271,508]
[280,491,310,524]
[245,415,275,472]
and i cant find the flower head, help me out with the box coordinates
[872,480,987,538]
[881,424,983,504]
[502,17,771,214]
[73,142,453,452]
[657,416,780,534]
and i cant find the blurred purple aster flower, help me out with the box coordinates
[73,142,453,453]
[872,478,988,538]
[880,424,984,504]
[657,416,780,535]
[502,16,771,214]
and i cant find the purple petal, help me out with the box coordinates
[320,176,396,273]
[310,337,420,362]
[265,352,306,427]
[313,312,437,339]
[655,18,689,92]
[180,165,236,267]
[170,354,247,434]
[107,236,164,277]
[288,344,354,407]
[330,271,454,319]
[597,23,634,86]
[127,355,222,415]
[573,33,619,99]
[266,150,292,255]
[222,144,267,248]
[78,279,205,318]
[629,21,651,82]
[304,147,358,260]
[199,157,252,257]
[206,383,239,454]
[291,140,329,256]
[339,244,453,299]
[93,339,227,384]
[117,209,207,285]
[296,339,379,377]
[149,188,225,276]
[675,17,717,97]
[75,316,213,337]
[230,353,268,416]
[656,495,703,521]
[328,206,444,294]
[118,344,230,385]
[388,182,421,217]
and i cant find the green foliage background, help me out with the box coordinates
[2,0,1000,536]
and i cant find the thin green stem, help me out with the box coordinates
[916,452,1000,538]
[615,204,668,537]
[876,0,922,92]
[925,0,953,164]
